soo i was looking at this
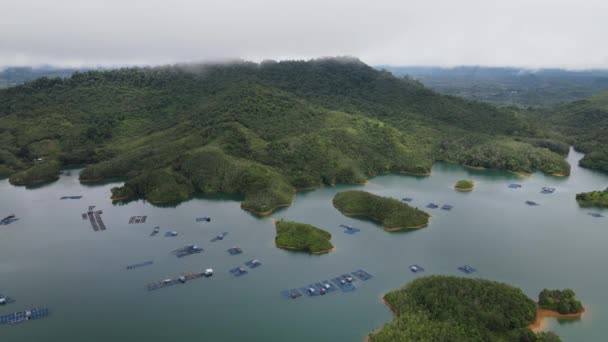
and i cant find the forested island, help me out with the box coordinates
[0,58,577,212]
[538,289,584,315]
[454,179,474,191]
[332,190,429,230]
[576,188,608,207]
[369,276,562,342]
[274,220,334,254]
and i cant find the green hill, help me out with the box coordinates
[0,58,571,213]
[532,92,608,173]
[275,220,333,254]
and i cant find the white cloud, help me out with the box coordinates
[1,0,607,69]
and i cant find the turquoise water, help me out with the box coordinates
[0,148,606,341]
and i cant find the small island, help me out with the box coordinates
[529,289,585,333]
[274,220,334,254]
[8,160,60,186]
[332,190,429,231]
[369,276,562,341]
[454,179,475,191]
[576,188,608,208]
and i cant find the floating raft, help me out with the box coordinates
[195,216,211,222]
[339,224,360,234]
[146,272,205,291]
[172,245,203,258]
[228,247,243,255]
[126,260,154,270]
[541,187,556,194]
[0,308,50,325]
[280,289,302,299]
[211,232,228,242]
[0,294,16,305]
[150,227,160,236]
[229,266,248,277]
[351,269,373,281]
[245,259,262,268]
[588,212,604,218]
[525,201,540,206]
[60,195,83,200]
[401,197,413,202]
[508,184,522,189]
[409,264,425,273]
[426,203,439,209]
[88,205,96,211]
[83,210,106,232]
[164,231,178,237]
[441,204,453,210]
[0,214,18,225]
[128,216,147,224]
[331,274,357,292]
[458,265,477,274]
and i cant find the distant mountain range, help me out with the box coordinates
[377,66,608,107]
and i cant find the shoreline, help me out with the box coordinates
[275,243,335,254]
[9,176,59,186]
[333,205,430,230]
[398,170,431,176]
[529,307,586,332]
[463,164,532,177]
[454,185,475,191]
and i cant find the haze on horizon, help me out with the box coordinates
[1,0,607,70]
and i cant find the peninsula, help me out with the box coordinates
[332,190,429,230]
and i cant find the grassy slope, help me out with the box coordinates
[0,59,571,213]
[332,190,429,229]
[369,276,543,342]
[275,220,333,253]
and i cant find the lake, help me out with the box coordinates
[1,148,606,341]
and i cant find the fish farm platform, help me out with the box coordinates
[211,232,228,242]
[458,265,477,274]
[146,272,205,291]
[426,203,439,209]
[196,216,211,222]
[228,247,243,255]
[409,264,425,273]
[60,195,83,200]
[0,294,16,305]
[245,259,262,268]
[229,266,248,277]
[126,261,154,270]
[82,210,106,232]
[0,308,50,325]
[172,245,203,258]
[128,216,147,224]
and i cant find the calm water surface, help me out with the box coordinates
[0,148,606,341]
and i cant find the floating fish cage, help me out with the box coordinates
[0,308,50,325]
[351,269,373,281]
[150,227,160,236]
[195,216,211,222]
[0,294,16,305]
[339,224,360,234]
[458,265,477,274]
[409,264,425,273]
[508,184,522,189]
[146,272,205,291]
[229,266,248,277]
[126,260,154,270]
[245,259,262,268]
[280,289,303,299]
[60,195,83,200]
[426,203,439,209]
[588,212,604,218]
[525,201,539,206]
[164,231,178,237]
[211,232,228,242]
[172,245,203,258]
[227,247,243,255]
[401,197,413,202]
[128,216,147,224]
[441,204,453,210]
[541,187,556,194]
[331,274,357,292]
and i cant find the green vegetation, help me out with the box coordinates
[369,276,554,342]
[531,92,608,174]
[0,58,572,211]
[8,160,60,185]
[539,289,584,314]
[332,190,429,230]
[576,188,608,207]
[274,220,334,254]
[455,179,474,191]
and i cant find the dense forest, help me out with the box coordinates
[530,93,608,173]
[0,58,573,213]
[538,289,584,315]
[576,188,608,208]
[369,276,560,342]
[274,220,333,253]
[332,190,429,229]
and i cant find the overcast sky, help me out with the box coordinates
[1,0,607,69]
